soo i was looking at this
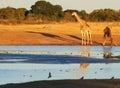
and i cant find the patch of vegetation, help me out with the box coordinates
[0,0,120,24]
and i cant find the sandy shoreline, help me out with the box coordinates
[0,22,120,46]
[1,79,120,88]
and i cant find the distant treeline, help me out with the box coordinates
[0,0,120,24]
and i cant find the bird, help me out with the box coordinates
[80,76,84,80]
[48,72,52,78]
[111,76,114,79]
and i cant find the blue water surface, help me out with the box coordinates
[0,46,120,85]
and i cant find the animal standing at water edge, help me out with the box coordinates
[103,26,113,46]
[72,12,92,45]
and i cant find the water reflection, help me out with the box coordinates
[0,63,120,85]
[103,46,112,58]
[0,46,120,85]
[102,46,120,59]
[0,46,120,59]
[80,46,91,69]
[80,64,89,69]
[80,46,91,57]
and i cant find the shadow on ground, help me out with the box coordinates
[26,31,102,45]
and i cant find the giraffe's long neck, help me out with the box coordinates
[74,14,84,26]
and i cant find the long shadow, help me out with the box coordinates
[40,33,61,39]
[26,31,102,45]
[26,31,66,41]
[67,35,82,40]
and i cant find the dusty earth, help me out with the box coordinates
[1,79,120,88]
[0,22,120,45]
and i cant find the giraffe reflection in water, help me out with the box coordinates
[80,46,91,69]
[73,46,91,79]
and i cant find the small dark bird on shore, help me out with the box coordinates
[80,76,84,80]
[111,76,114,79]
[48,72,52,78]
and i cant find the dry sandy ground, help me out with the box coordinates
[0,22,120,45]
[1,79,120,88]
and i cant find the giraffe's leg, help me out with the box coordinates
[87,30,92,45]
[86,31,89,45]
[83,32,86,45]
[81,30,84,45]
[82,37,83,45]
[89,32,92,44]
[85,33,87,45]
[81,32,83,45]
[82,33,84,45]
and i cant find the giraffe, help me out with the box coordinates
[72,12,92,45]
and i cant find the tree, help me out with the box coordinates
[53,5,63,18]
[14,8,26,23]
[117,10,120,21]
[78,10,88,21]
[31,0,53,16]
[0,7,15,19]
[30,0,63,21]
[63,9,78,22]
[89,9,119,21]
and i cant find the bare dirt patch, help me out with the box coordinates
[0,22,120,45]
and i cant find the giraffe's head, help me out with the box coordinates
[72,12,77,16]
[72,12,82,18]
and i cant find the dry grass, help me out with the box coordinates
[0,22,120,45]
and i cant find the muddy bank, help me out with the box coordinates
[1,79,120,88]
